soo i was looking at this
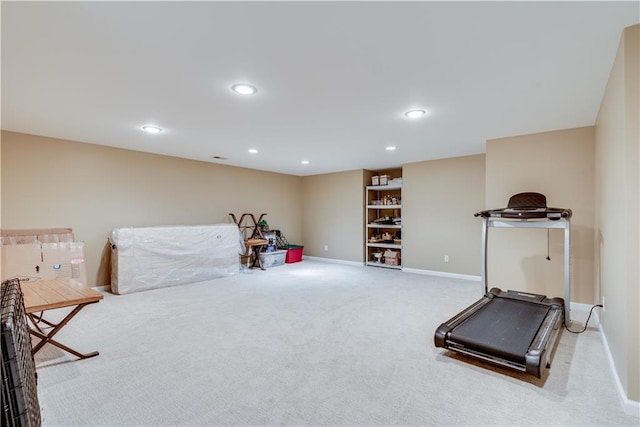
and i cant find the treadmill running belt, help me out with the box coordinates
[448,297,551,363]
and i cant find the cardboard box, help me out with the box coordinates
[42,242,88,285]
[383,250,400,266]
[1,228,74,244]
[1,244,42,280]
[0,235,38,245]
[1,241,87,285]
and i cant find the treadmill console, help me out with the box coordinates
[475,192,571,220]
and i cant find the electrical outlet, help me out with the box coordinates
[324,245,328,251]
[444,255,449,262]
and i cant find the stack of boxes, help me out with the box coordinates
[1,228,88,285]
[372,175,401,186]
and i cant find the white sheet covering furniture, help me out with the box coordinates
[110,224,243,295]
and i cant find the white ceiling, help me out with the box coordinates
[2,1,639,176]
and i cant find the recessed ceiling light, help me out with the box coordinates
[142,125,163,134]
[232,84,257,95]
[301,160,310,165]
[386,146,397,151]
[404,109,426,119]
[248,148,258,154]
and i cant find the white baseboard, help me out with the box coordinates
[401,267,481,282]
[302,256,364,267]
[303,259,483,282]
[569,302,601,327]
[93,285,110,292]
[594,311,640,418]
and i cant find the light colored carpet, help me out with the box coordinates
[33,260,636,426]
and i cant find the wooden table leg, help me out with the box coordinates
[250,245,266,270]
[28,302,100,359]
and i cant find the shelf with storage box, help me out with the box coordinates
[366,177,402,269]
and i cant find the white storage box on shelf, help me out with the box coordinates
[109,223,243,295]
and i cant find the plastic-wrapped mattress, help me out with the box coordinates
[110,224,243,295]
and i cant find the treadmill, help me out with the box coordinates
[434,192,571,378]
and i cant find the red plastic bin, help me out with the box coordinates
[285,245,304,263]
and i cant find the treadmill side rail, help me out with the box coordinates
[525,302,564,377]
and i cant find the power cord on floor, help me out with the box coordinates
[564,304,603,333]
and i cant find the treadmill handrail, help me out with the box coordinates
[477,209,572,323]
[474,207,572,220]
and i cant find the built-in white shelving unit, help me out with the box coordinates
[365,181,402,269]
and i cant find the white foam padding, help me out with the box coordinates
[110,224,243,295]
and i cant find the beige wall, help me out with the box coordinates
[485,127,595,304]
[594,24,639,403]
[301,169,365,262]
[402,155,485,275]
[1,131,303,287]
